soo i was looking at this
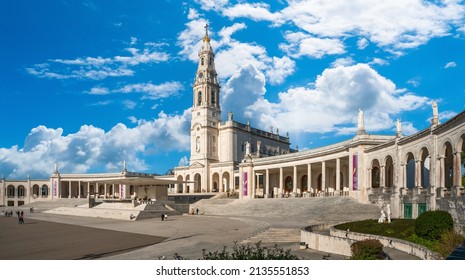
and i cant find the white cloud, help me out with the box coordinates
[280,32,345,58]
[369,58,389,66]
[194,0,229,11]
[27,44,169,80]
[241,64,429,134]
[88,86,110,95]
[122,100,137,110]
[188,8,200,20]
[331,57,355,68]
[407,79,420,88]
[223,3,283,23]
[0,110,192,178]
[445,61,457,68]
[130,37,138,45]
[280,0,465,52]
[357,38,369,50]
[116,81,184,100]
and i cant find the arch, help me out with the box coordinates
[212,172,220,192]
[89,185,95,195]
[41,184,49,197]
[99,185,104,196]
[420,147,430,188]
[371,159,380,188]
[177,175,184,193]
[384,155,394,188]
[406,152,415,188]
[18,185,26,198]
[442,141,454,189]
[284,176,293,194]
[32,184,40,197]
[130,185,135,196]
[194,173,201,192]
[197,91,202,106]
[7,185,15,198]
[222,172,230,193]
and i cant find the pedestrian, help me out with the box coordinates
[161,213,165,221]
[164,213,168,221]
[196,208,199,215]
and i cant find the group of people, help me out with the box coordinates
[190,208,200,215]
[2,210,25,224]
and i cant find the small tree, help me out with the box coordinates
[350,239,385,260]
[415,210,453,241]
[201,241,300,260]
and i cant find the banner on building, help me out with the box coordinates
[52,178,58,198]
[352,154,358,191]
[119,184,126,199]
[243,172,248,196]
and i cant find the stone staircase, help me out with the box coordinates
[191,196,380,223]
[241,228,301,244]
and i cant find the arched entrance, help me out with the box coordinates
[384,156,394,188]
[194,173,201,192]
[212,173,220,192]
[185,174,191,193]
[317,174,322,192]
[371,159,380,188]
[177,175,184,193]
[33,184,40,197]
[41,184,49,197]
[443,142,454,189]
[222,172,230,193]
[420,147,430,188]
[406,153,415,188]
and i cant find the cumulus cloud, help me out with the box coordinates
[178,156,189,166]
[280,31,345,58]
[89,86,110,95]
[0,110,192,179]
[194,0,229,11]
[239,64,430,134]
[223,2,283,23]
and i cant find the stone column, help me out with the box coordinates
[307,163,312,194]
[78,180,82,198]
[265,169,270,198]
[439,156,445,189]
[336,158,341,193]
[104,183,108,198]
[68,181,72,198]
[453,152,462,187]
[322,161,326,193]
[415,159,421,187]
[87,182,90,198]
[279,167,283,197]
[349,153,354,191]
[293,166,298,196]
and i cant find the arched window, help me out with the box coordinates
[211,90,215,104]
[41,185,49,197]
[209,57,212,65]
[198,91,202,106]
[18,185,26,197]
[7,185,15,198]
[201,57,204,65]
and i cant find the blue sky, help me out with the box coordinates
[1,0,465,179]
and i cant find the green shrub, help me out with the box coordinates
[415,211,453,241]
[434,230,465,258]
[201,241,300,260]
[350,239,385,260]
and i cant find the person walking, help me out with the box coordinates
[161,213,165,221]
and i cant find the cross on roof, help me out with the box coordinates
[204,23,209,36]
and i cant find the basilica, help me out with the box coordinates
[1,27,465,225]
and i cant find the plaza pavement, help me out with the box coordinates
[0,209,419,260]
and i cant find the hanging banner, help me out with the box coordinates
[52,178,58,198]
[353,154,358,191]
[119,184,126,199]
[243,172,248,196]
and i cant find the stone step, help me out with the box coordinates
[242,228,301,244]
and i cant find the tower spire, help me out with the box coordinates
[203,23,210,42]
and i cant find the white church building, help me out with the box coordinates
[1,27,465,224]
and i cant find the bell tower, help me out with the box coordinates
[190,24,221,165]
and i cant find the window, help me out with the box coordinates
[198,91,202,106]
[201,57,204,65]
[211,90,215,104]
